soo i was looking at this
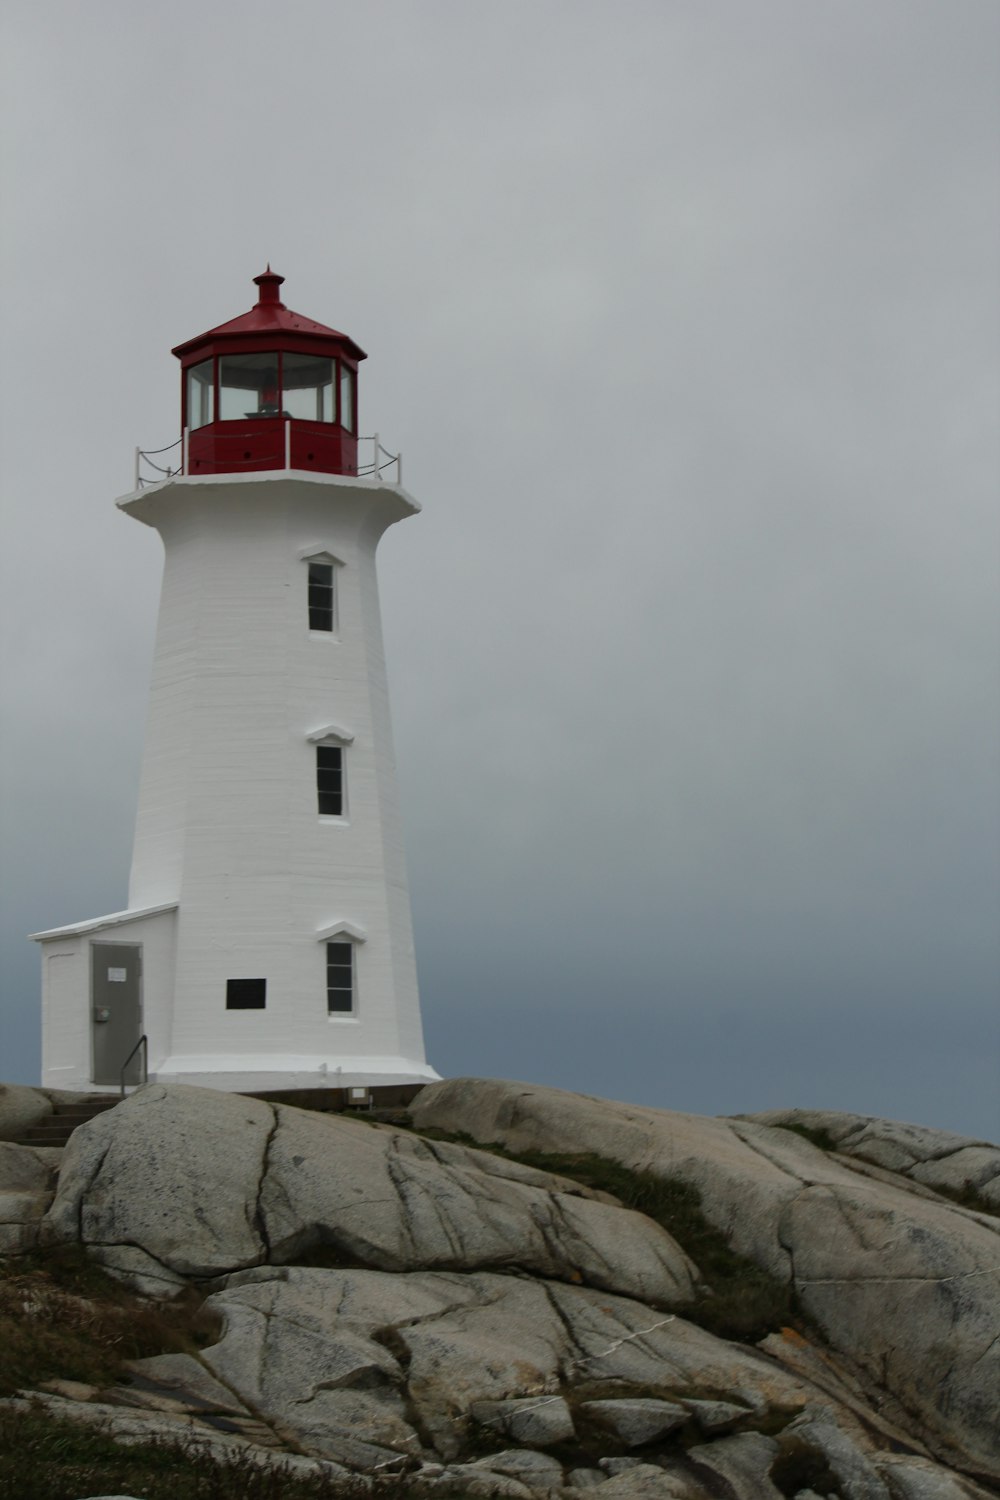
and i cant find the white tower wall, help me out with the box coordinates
[112,469,433,1091]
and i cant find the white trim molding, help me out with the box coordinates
[307,723,355,745]
[30,903,179,942]
[298,546,345,567]
[315,920,368,944]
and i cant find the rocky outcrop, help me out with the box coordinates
[409,1078,1000,1486]
[742,1107,1000,1211]
[2,1079,995,1499]
[41,1084,698,1307]
[0,1140,61,1253]
[194,1264,821,1468]
[0,1083,56,1141]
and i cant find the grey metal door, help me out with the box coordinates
[91,943,142,1086]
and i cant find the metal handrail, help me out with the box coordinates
[133,430,403,487]
[357,432,402,485]
[120,1034,148,1098]
[135,438,183,488]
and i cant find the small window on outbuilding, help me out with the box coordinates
[226,978,266,1009]
[326,942,354,1013]
[317,744,343,816]
[308,561,335,631]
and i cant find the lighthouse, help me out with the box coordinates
[32,270,438,1098]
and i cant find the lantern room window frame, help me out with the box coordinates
[181,349,357,435]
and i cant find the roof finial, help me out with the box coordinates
[253,266,286,308]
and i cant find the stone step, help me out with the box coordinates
[14,1096,122,1149]
[51,1096,121,1116]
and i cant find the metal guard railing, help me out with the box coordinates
[120,1034,148,1097]
[134,430,402,488]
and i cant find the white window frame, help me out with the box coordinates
[315,921,366,1021]
[300,548,344,639]
[307,725,354,824]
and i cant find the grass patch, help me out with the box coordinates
[409,1132,796,1343]
[0,1246,219,1398]
[514,1150,794,1343]
[0,1404,418,1500]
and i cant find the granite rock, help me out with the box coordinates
[43,1084,698,1307]
[410,1078,1000,1482]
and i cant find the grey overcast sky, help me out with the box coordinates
[1,1,998,1139]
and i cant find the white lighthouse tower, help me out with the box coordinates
[32,270,438,1098]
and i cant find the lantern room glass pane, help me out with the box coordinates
[340,365,354,432]
[283,353,334,422]
[186,360,214,430]
[219,353,282,420]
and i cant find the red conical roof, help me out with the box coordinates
[172,269,366,362]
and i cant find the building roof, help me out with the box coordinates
[171,268,366,363]
[30,903,179,942]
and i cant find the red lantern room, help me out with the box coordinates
[171,269,366,477]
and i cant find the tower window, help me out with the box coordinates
[339,364,355,432]
[317,744,343,816]
[186,359,214,431]
[326,942,354,1013]
[308,561,335,631]
[218,352,281,420]
[283,352,335,422]
[227,978,266,1009]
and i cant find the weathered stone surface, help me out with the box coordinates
[0,1140,60,1253]
[43,1086,274,1275]
[0,1084,53,1141]
[681,1397,750,1433]
[410,1079,1000,1482]
[688,1431,784,1499]
[86,1242,189,1296]
[909,1148,1000,1208]
[415,1468,536,1498]
[195,1265,820,1469]
[412,1079,835,1278]
[122,1353,254,1418]
[471,1396,575,1447]
[40,1378,102,1401]
[595,1465,703,1498]
[8,1077,995,1498]
[758,1326,936,1458]
[877,1457,998,1499]
[201,1270,421,1469]
[0,1391,352,1479]
[566,1469,606,1492]
[43,1084,698,1307]
[0,1140,59,1190]
[778,1410,891,1500]
[579,1398,688,1446]
[743,1108,1000,1211]
[470,1447,565,1482]
[779,1187,998,1480]
[0,1189,49,1254]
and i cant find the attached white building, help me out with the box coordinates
[32,270,438,1096]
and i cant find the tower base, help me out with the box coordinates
[151,1054,440,1094]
